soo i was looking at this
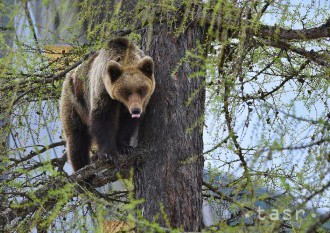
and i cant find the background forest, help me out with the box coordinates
[0,0,329,232]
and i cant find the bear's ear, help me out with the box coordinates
[107,61,123,83]
[138,56,154,79]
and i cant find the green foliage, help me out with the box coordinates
[0,0,329,232]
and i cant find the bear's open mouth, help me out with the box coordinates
[131,114,141,118]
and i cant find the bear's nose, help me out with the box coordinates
[132,108,141,114]
[131,108,141,118]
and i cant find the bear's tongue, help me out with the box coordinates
[131,114,141,118]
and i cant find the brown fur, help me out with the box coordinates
[60,38,155,171]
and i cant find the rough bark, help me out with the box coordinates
[134,24,205,231]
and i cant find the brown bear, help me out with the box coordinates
[60,38,155,171]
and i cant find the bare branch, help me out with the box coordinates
[196,5,330,41]
[247,59,311,100]
[258,138,330,153]
[223,77,248,171]
[261,39,330,67]
[0,26,14,31]
[258,18,330,41]
[203,181,254,212]
[3,141,65,172]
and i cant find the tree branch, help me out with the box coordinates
[276,180,330,231]
[223,77,248,171]
[1,148,148,230]
[72,147,151,187]
[258,18,330,41]
[0,26,14,31]
[196,4,330,41]
[2,141,65,172]
[203,181,254,212]
[261,39,330,67]
[306,211,330,233]
[246,59,311,101]
[24,0,41,53]
[258,138,330,153]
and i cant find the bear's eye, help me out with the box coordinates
[137,87,147,97]
[119,89,131,99]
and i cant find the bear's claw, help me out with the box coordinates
[97,152,109,160]
[96,151,119,166]
[118,146,134,155]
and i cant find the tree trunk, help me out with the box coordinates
[134,23,205,231]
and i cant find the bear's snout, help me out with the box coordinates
[131,108,141,118]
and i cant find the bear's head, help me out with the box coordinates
[105,56,155,118]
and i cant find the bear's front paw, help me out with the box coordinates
[90,153,98,162]
[118,146,134,155]
[97,151,119,165]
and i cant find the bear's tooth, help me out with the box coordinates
[131,114,141,118]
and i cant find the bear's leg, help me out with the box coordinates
[65,110,91,172]
[90,102,120,164]
[116,110,140,154]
